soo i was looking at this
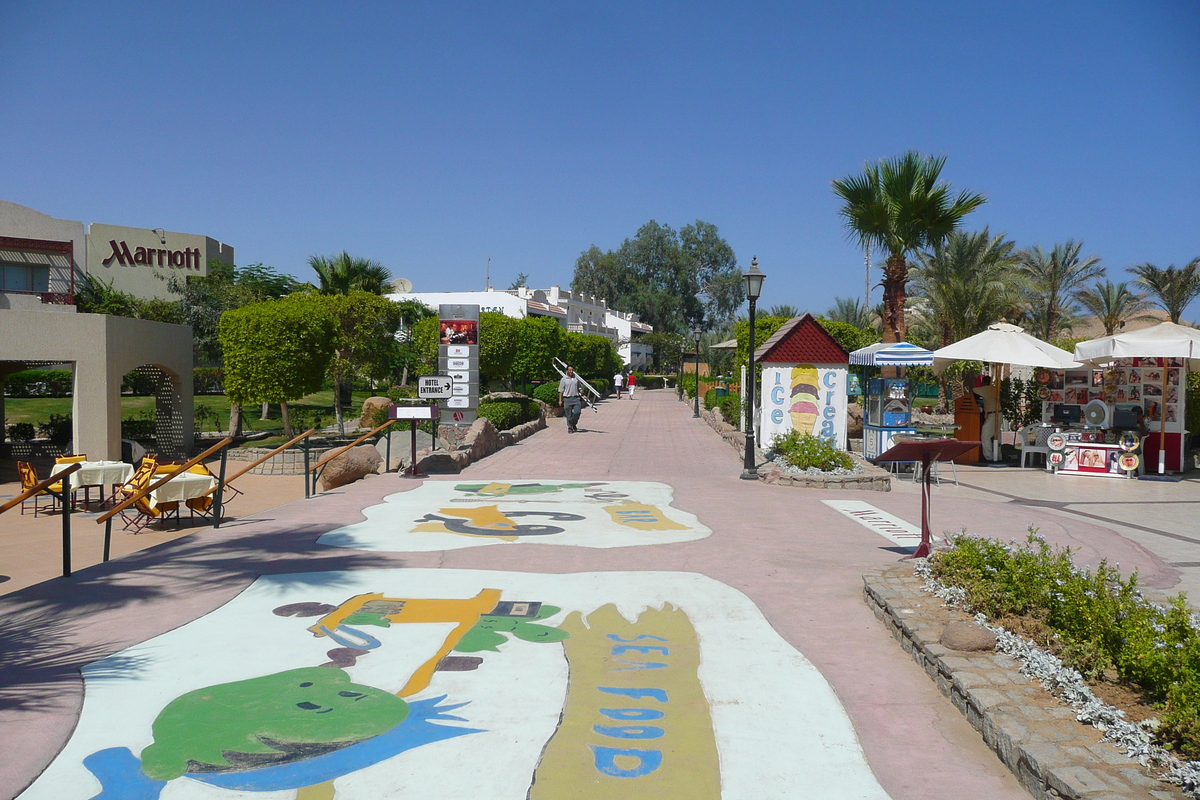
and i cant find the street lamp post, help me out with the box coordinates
[740,257,765,480]
[692,327,703,418]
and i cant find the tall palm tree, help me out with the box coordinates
[1017,241,1104,341]
[767,304,800,318]
[1128,259,1200,324]
[832,151,986,343]
[824,297,875,331]
[308,251,392,295]
[1075,280,1155,335]
[911,228,1021,348]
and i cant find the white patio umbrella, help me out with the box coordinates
[1074,321,1200,474]
[932,323,1081,461]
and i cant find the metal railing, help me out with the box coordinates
[95,438,233,560]
[200,428,318,498]
[308,420,398,493]
[0,462,82,577]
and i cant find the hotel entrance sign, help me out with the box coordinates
[438,304,479,425]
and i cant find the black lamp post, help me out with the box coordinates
[740,257,765,480]
[692,327,703,418]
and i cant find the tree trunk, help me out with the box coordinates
[281,401,294,439]
[334,389,345,437]
[228,403,243,438]
[880,254,908,378]
[260,401,270,420]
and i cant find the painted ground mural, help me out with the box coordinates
[316,480,711,551]
[20,570,892,800]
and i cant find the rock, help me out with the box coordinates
[940,621,997,652]
[359,396,392,428]
[458,417,501,462]
[318,444,383,491]
[415,452,463,474]
[377,429,437,471]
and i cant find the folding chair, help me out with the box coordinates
[17,462,62,516]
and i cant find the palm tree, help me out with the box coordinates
[911,228,1021,348]
[308,251,392,295]
[824,297,875,330]
[832,151,986,343]
[1128,259,1200,324]
[767,304,800,318]
[1017,241,1104,341]
[1075,280,1155,335]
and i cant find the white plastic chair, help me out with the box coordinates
[1018,424,1053,468]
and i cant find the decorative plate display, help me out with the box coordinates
[1037,387,1051,400]
[1118,432,1140,452]
[1049,452,1064,465]
[1118,453,1140,472]
[1046,433,1067,451]
[1035,369,1052,385]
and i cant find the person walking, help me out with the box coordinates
[558,365,583,433]
[626,371,636,399]
[613,371,623,399]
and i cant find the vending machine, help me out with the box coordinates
[864,378,917,461]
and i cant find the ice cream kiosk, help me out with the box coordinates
[755,314,850,450]
[848,342,936,462]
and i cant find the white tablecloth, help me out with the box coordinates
[50,460,134,488]
[149,473,216,505]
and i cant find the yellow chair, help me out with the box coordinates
[54,454,94,507]
[113,455,158,508]
[17,461,62,516]
[117,466,178,531]
[55,454,87,463]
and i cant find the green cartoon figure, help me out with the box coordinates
[139,667,409,781]
[454,604,570,652]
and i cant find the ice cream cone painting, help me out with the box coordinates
[789,364,820,435]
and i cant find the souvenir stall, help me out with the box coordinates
[849,342,935,462]
[1071,322,1200,475]
[755,314,850,450]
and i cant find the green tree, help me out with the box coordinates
[511,316,563,383]
[911,229,1021,347]
[479,312,520,386]
[320,291,404,435]
[219,296,336,437]
[1018,241,1104,341]
[816,319,879,354]
[824,297,875,331]
[639,331,687,373]
[767,304,800,318]
[508,272,529,290]
[1128,259,1200,324]
[308,251,393,295]
[75,274,184,324]
[1075,280,1155,335]
[832,151,986,343]
[571,220,742,334]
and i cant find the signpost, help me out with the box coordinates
[438,304,480,425]
[389,404,440,478]
[418,375,453,399]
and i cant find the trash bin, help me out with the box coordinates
[953,395,982,464]
[714,387,729,399]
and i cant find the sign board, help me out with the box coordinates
[759,363,848,450]
[418,376,454,399]
[389,404,439,420]
[438,304,480,425]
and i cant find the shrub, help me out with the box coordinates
[365,404,393,429]
[634,373,665,390]
[122,410,156,440]
[931,532,1200,757]
[3,369,74,397]
[193,367,224,394]
[122,370,158,396]
[6,422,36,441]
[590,377,609,396]
[289,406,328,433]
[703,388,720,410]
[194,404,222,432]
[770,430,854,471]
[477,397,540,431]
[533,382,560,406]
[38,413,72,445]
[718,391,741,427]
[678,372,698,398]
[386,385,418,402]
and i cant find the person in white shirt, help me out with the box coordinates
[613,371,624,399]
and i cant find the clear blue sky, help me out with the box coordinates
[3,1,1197,320]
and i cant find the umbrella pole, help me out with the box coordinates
[1158,362,1168,474]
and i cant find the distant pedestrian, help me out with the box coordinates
[626,371,636,399]
[613,371,624,399]
[558,365,583,433]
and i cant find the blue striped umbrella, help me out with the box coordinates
[848,342,934,366]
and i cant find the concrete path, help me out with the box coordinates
[0,389,1187,799]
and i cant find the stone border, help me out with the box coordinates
[698,405,891,490]
[863,563,1182,800]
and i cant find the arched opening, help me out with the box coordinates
[120,365,190,459]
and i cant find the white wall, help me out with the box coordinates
[760,363,848,450]
[389,290,529,319]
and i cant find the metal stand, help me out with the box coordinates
[212,447,228,529]
[404,420,426,478]
[303,438,311,498]
[60,470,72,577]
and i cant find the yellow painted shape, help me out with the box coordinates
[530,604,720,799]
[475,482,514,496]
[603,502,688,531]
[411,505,522,539]
[308,589,503,698]
[296,781,335,800]
[790,364,820,433]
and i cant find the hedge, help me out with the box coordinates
[477,397,541,431]
[4,367,225,396]
[532,382,560,406]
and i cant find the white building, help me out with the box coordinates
[387,285,653,368]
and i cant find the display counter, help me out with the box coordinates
[1047,429,1142,478]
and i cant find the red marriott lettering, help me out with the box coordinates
[102,240,202,270]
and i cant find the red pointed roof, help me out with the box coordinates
[754,314,849,364]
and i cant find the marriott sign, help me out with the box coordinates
[102,240,204,269]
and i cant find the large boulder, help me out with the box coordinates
[458,417,502,462]
[360,396,393,428]
[940,621,996,652]
[318,444,383,491]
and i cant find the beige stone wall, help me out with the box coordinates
[0,310,193,460]
[85,223,234,300]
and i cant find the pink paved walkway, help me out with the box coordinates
[0,389,1175,799]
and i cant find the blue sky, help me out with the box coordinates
[2,1,1197,321]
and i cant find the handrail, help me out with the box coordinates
[0,463,82,514]
[198,428,317,497]
[96,438,232,524]
[309,420,397,472]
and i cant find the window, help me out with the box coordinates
[1,263,50,292]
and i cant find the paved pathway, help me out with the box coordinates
[0,389,1187,799]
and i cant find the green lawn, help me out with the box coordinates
[5,391,377,434]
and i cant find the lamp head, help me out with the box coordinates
[743,256,765,301]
